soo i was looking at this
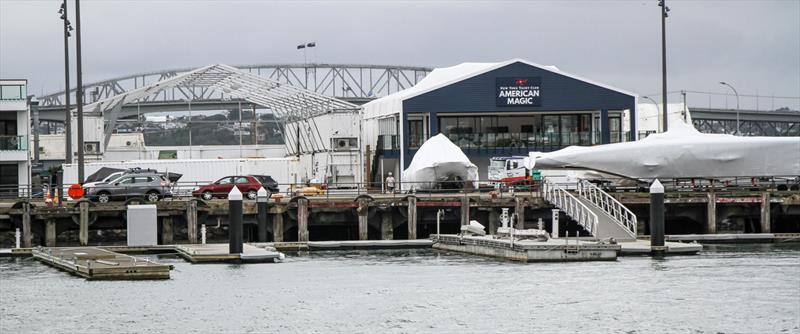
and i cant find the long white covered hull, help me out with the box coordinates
[532,120,800,180]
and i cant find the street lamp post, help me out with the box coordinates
[658,0,670,132]
[719,81,740,135]
[75,0,85,183]
[641,95,661,134]
[58,1,73,165]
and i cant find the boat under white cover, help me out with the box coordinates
[402,134,479,191]
[531,119,800,180]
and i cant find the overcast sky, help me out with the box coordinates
[1,0,798,109]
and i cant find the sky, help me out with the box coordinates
[1,0,799,110]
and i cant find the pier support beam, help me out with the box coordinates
[460,196,469,226]
[707,192,717,234]
[273,211,284,242]
[162,217,173,245]
[186,200,198,244]
[297,198,309,242]
[257,188,269,242]
[22,202,32,248]
[358,198,369,241]
[650,180,666,256]
[407,196,417,240]
[79,200,89,246]
[514,197,525,229]
[381,210,393,240]
[760,192,771,233]
[45,219,57,247]
[488,208,499,235]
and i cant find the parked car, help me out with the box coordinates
[86,172,173,203]
[83,171,126,189]
[250,175,279,194]
[193,175,265,200]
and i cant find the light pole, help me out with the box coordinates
[719,81,740,135]
[297,42,316,88]
[75,0,85,183]
[182,98,193,158]
[58,1,73,165]
[658,0,670,132]
[641,95,661,133]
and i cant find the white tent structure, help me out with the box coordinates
[78,63,360,153]
[402,134,479,191]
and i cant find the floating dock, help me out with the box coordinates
[31,247,172,280]
[175,243,284,263]
[432,234,620,262]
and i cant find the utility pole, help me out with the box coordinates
[659,0,670,132]
[75,0,85,183]
[59,0,73,164]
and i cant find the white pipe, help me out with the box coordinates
[15,228,20,249]
[201,224,207,244]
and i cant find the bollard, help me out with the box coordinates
[228,187,244,254]
[551,209,560,239]
[201,224,207,244]
[256,187,269,242]
[650,179,666,256]
[15,228,20,249]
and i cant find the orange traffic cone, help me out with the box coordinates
[45,189,53,207]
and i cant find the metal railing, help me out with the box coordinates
[577,179,637,238]
[541,177,598,237]
[0,135,27,150]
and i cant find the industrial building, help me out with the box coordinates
[362,59,638,182]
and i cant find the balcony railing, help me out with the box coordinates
[0,135,27,151]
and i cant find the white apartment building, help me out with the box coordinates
[0,79,31,197]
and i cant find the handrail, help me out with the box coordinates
[577,180,637,237]
[541,177,599,238]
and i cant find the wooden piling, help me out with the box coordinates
[162,217,173,245]
[706,192,717,234]
[186,200,198,244]
[79,201,89,246]
[358,198,369,241]
[460,196,469,226]
[760,192,771,233]
[45,219,57,247]
[381,210,393,240]
[297,198,309,242]
[22,202,32,248]
[407,196,417,240]
[273,211,284,242]
[514,197,525,229]
[488,208,499,235]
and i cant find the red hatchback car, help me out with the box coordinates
[193,176,263,200]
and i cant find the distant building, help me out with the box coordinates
[0,79,31,197]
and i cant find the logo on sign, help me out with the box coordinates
[496,77,541,107]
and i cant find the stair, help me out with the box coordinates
[576,180,638,241]
[573,196,636,241]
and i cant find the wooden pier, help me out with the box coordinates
[31,247,172,280]
[175,243,284,263]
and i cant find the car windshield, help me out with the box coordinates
[252,175,273,184]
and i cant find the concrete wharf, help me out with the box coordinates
[0,189,798,248]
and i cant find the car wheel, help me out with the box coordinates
[146,191,160,202]
[247,189,257,200]
[97,192,110,203]
[202,191,213,200]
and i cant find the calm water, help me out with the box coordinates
[1,244,799,333]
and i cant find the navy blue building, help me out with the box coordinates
[363,59,638,182]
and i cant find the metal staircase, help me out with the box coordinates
[576,180,637,241]
[541,178,599,237]
[541,177,638,241]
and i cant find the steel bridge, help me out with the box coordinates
[36,63,433,121]
[690,107,800,136]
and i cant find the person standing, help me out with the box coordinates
[385,172,396,193]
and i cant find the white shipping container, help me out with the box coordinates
[63,158,297,196]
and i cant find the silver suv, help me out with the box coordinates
[86,172,173,203]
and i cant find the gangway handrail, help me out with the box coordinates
[577,179,637,238]
[541,177,599,238]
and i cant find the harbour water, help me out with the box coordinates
[1,244,799,333]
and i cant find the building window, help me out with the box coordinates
[0,85,25,100]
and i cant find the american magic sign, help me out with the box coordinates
[496,77,541,107]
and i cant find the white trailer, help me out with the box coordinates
[63,158,298,195]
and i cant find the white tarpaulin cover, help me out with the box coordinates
[531,118,800,180]
[402,134,479,190]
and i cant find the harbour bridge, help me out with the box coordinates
[35,63,433,122]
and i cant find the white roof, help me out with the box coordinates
[363,58,636,120]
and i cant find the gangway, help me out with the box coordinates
[541,177,638,241]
